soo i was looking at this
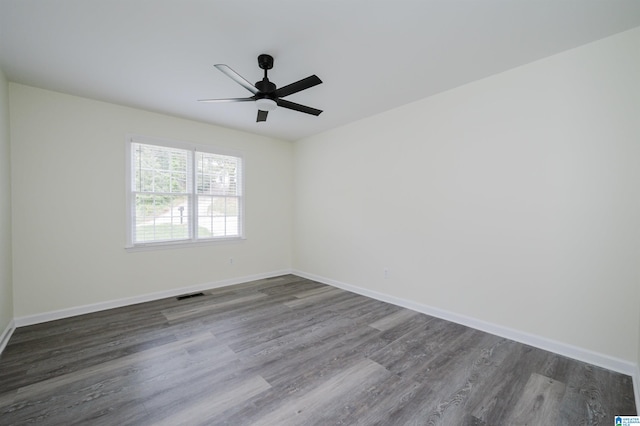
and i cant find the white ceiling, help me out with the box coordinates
[1,0,639,142]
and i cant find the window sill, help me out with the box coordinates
[125,237,246,252]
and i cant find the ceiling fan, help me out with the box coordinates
[199,54,323,122]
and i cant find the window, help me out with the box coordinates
[126,135,243,248]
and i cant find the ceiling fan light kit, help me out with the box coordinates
[199,54,323,122]
[255,98,277,111]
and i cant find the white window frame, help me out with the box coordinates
[125,134,245,251]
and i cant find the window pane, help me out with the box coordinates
[134,194,190,243]
[172,171,188,193]
[223,197,240,236]
[133,143,189,194]
[196,195,240,238]
[196,152,240,196]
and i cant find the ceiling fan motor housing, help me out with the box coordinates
[255,79,276,95]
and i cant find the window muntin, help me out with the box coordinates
[127,136,243,247]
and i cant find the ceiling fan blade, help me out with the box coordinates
[257,110,269,122]
[274,75,322,98]
[198,97,255,103]
[276,99,322,116]
[215,64,259,95]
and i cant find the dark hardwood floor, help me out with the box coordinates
[0,275,636,425]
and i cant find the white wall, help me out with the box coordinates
[9,84,293,318]
[294,28,640,363]
[0,68,13,334]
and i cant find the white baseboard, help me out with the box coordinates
[14,269,292,328]
[0,318,15,355]
[634,366,640,414]
[293,269,639,380]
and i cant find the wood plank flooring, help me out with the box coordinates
[0,275,636,425]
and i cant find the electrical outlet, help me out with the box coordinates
[229,258,234,265]
[384,268,389,279]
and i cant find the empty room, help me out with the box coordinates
[1,1,639,424]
